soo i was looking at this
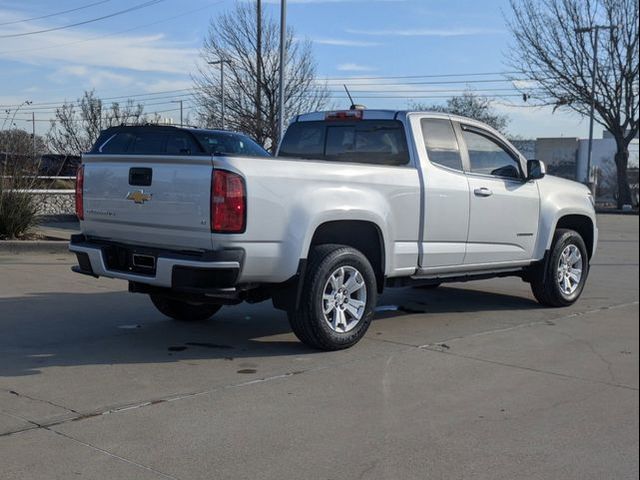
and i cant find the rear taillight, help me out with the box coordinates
[211,170,245,233]
[75,165,84,220]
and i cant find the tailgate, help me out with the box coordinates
[81,154,214,250]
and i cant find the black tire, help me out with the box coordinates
[530,229,590,307]
[149,294,222,321]
[288,244,378,351]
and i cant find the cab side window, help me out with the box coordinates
[461,128,521,179]
[100,132,135,153]
[166,132,200,155]
[420,118,463,171]
[130,132,166,155]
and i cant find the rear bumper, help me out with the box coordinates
[69,234,243,293]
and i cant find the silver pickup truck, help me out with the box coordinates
[70,109,597,350]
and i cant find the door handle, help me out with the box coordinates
[474,187,493,197]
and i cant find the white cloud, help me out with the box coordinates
[262,0,405,3]
[337,63,377,72]
[345,27,504,37]
[52,65,135,89]
[138,78,194,94]
[0,8,198,74]
[511,79,540,90]
[312,38,381,47]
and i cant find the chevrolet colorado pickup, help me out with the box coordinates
[70,110,598,350]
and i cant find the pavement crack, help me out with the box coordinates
[551,330,619,384]
[417,300,640,352]
[475,388,607,424]
[1,387,78,414]
[47,427,183,480]
[419,347,638,391]
[0,409,43,437]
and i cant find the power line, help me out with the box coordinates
[320,71,523,81]
[0,0,112,27]
[0,75,546,109]
[0,89,196,109]
[0,0,165,39]
[0,106,187,125]
[0,0,223,56]
[328,78,535,87]
[10,96,200,115]
[3,86,547,113]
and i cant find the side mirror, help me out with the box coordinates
[527,159,546,180]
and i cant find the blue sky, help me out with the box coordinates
[0,0,589,138]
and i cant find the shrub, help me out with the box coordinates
[0,129,41,239]
[0,189,38,239]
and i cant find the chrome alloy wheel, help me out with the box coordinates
[557,244,583,296]
[322,266,367,333]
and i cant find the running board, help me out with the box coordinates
[385,267,528,288]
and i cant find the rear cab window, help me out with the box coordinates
[193,131,269,157]
[420,118,463,171]
[279,120,410,166]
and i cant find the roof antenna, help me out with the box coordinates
[344,84,365,110]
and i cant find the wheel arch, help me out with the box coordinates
[308,220,386,293]
[553,214,595,259]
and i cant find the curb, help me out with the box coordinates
[0,240,70,254]
[595,209,638,215]
[37,214,79,223]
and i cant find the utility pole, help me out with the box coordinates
[207,59,230,129]
[278,0,287,148]
[171,100,183,127]
[575,24,618,193]
[31,111,36,158]
[256,0,262,142]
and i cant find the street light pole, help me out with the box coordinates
[575,24,617,191]
[256,0,262,139]
[208,59,230,130]
[278,0,287,147]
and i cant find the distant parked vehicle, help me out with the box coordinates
[70,113,597,350]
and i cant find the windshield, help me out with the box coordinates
[194,131,270,157]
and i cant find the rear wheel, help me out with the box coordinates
[288,244,377,351]
[530,229,589,307]
[149,294,222,321]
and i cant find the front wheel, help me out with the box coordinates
[149,294,222,321]
[288,244,378,351]
[530,229,589,307]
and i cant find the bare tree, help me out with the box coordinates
[410,90,510,133]
[192,0,328,151]
[47,90,148,156]
[0,129,47,159]
[507,0,639,207]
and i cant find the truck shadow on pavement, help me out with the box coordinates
[0,285,540,378]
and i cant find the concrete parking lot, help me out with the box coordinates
[1,214,638,480]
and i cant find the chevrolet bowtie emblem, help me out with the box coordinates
[126,190,152,204]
